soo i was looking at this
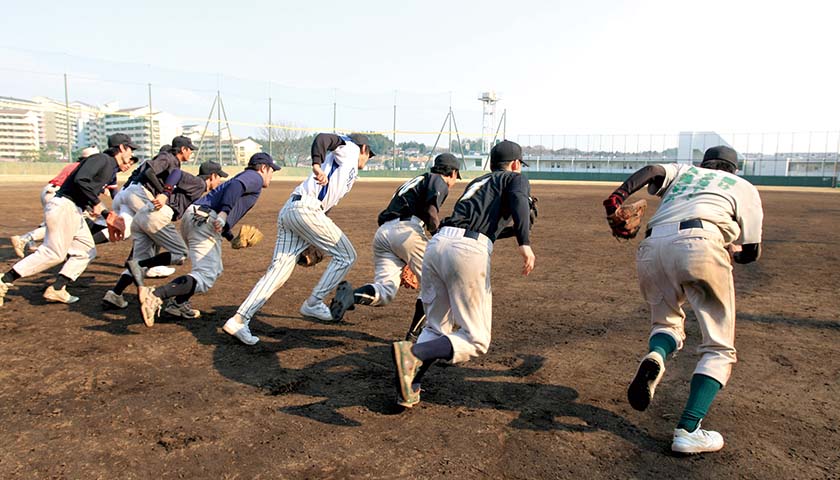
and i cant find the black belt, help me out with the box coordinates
[399,214,413,221]
[645,218,704,238]
[291,194,302,202]
[464,230,481,240]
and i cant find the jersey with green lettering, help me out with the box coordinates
[647,163,763,244]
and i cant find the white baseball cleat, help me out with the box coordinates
[10,236,26,259]
[671,423,725,454]
[102,290,129,309]
[300,300,333,322]
[146,266,176,278]
[223,316,259,345]
[0,278,10,307]
[628,351,665,411]
[43,285,79,304]
[138,286,162,327]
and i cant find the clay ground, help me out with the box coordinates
[0,179,838,479]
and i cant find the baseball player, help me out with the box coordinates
[603,145,763,454]
[0,133,137,306]
[391,140,536,409]
[102,161,228,312]
[328,153,461,340]
[111,144,176,279]
[10,147,117,256]
[137,153,280,327]
[222,133,374,345]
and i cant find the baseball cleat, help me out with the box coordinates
[223,316,259,345]
[329,281,355,321]
[300,300,333,322]
[628,351,665,411]
[138,286,162,327]
[163,299,201,319]
[43,285,79,304]
[145,266,176,278]
[671,423,724,454]
[125,259,145,287]
[0,278,10,307]
[10,235,26,259]
[102,290,129,309]
[392,341,422,408]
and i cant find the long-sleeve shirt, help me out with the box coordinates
[293,133,360,212]
[139,151,181,196]
[193,169,264,240]
[442,170,532,245]
[56,153,119,210]
[167,172,207,221]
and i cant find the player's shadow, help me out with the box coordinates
[737,312,840,331]
[174,313,656,451]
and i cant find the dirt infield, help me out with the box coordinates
[0,180,838,479]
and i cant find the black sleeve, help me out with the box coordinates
[734,243,761,264]
[143,165,166,195]
[613,165,667,200]
[73,155,109,208]
[311,133,346,165]
[507,175,531,246]
[424,175,448,233]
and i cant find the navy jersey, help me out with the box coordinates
[57,153,119,209]
[441,171,532,245]
[194,169,264,240]
[377,173,450,231]
[167,172,206,221]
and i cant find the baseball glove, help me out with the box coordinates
[297,245,325,267]
[606,199,648,240]
[106,211,126,242]
[231,224,264,249]
[399,265,419,289]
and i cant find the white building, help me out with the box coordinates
[0,107,40,160]
[183,125,263,165]
[102,106,181,160]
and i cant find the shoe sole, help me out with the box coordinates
[44,293,79,304]
[329,281,354,321]
[102,299,128,309]
[391,343,420,407]
[10,237,25,258]
[671,442,725,455]
[628,358,662,411]
[163,308,201,319]
[138,288,158,327]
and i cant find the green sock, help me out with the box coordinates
[648,333,676,360]
[677,374,723,432]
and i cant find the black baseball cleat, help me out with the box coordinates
[329,281,355,321]
[627,351,665,411]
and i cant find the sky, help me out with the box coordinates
[1,0,838,145]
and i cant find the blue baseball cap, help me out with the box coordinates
[247,152,281,171]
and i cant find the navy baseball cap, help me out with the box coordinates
[349,133,376,157]
[434,153,462,179]
[247,152,281,171]
[490,140,528,168]
[198,161,229,179]
[703,145,738,169]
[108,133,139,150]
[172,135,198,151]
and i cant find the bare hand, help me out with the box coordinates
[91,202,105,217]
[519,245,535,276]
[153,194,167,210]
[313,164,328,186]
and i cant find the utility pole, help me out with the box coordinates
[64,73,71,162]
[148,83,154,155]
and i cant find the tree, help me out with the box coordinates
[363,133,393,158]
[257,123,313,167]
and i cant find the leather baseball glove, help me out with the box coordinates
[529,196,539,227]
[106,211,126,242]
[399,265,419,289]
[297,245,325,267]
[605,198,648,240]
[231,224,264,249]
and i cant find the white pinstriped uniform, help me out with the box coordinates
[235,143,360,322]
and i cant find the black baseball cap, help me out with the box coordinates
[159,144,171,153]
[247,152,282,171]
[198,161,229,179]
[172,135,197,151]
[703,145,738,169]
[433,153,462,179]
[108,133,139,150]
[348,133,376,157]
[490,140,529,168]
